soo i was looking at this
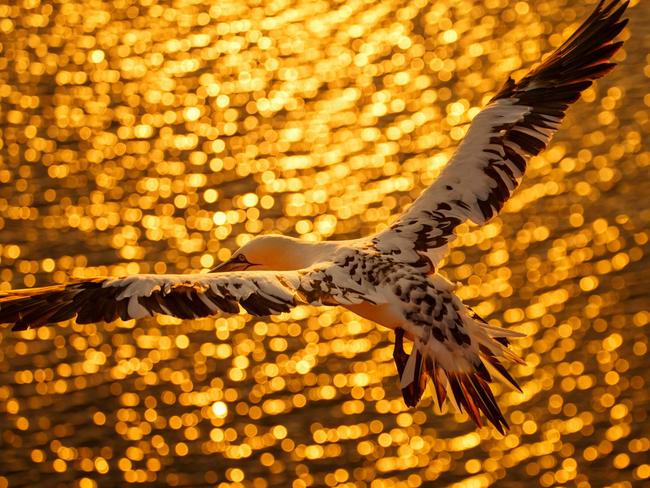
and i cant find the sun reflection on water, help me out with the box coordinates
[0,0,648,486]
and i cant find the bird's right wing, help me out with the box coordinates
[370,0,628,269]
[0,266,378,331]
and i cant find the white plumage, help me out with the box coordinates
[0,0,628,433]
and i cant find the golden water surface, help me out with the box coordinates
[0,0,648,486]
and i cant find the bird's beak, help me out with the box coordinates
[210,258,253,273]
[209,262,228,273]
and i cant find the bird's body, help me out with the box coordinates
[0,0,628,433]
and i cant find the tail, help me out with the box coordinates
[439,309,524,434]
[395,307,524,434]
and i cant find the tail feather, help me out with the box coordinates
[393,328,428,407]
[396,305,523,432]
[429,359,513,434]
[474,359,492,382]
[449,373,483,428]
[463,373,509,434]
[480,344,523,393]
[430,364,448,410]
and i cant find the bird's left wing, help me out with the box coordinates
[0,267,375,331]
[371,0,628,268]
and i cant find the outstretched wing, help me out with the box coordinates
[0,266,376,331]
[371,0,628,268]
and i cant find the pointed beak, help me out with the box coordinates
[210,261,242,273]
[210,257,254,273]
[210,261,229,273]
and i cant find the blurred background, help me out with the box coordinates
[0,0,648,486]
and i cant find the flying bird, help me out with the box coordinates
[0,0,628,433]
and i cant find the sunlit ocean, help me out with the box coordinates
[0,0,648,486]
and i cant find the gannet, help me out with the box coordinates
[0,0,627,433]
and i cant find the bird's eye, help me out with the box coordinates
[237,254,246,262]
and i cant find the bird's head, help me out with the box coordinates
[210,235,308,272]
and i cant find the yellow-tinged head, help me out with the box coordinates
[210,235,338,273]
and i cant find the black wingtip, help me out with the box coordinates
[496,0,628,101]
